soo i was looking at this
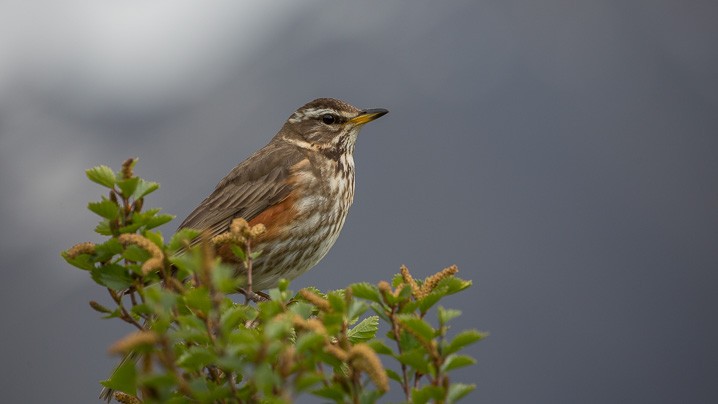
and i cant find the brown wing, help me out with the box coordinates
[178,142,306,241]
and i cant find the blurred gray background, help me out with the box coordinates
[1,1,717,402]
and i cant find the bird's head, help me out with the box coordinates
[282,98,388,155]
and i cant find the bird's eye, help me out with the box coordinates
[321,114,336,125]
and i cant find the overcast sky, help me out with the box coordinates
[1,1,717,402]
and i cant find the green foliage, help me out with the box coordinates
[63,160,484,403]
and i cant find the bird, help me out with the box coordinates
[100,98,387,402]
[178,97,388,292]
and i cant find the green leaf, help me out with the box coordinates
[437,276,472,295]
[348,300,369,322]
[295,372,325,392]
[91,264,132,290]
[132,179,160,199]
[123,244,151,262]
[88,200,119,220]
[386,368,403,383]
[168,228,200,252]
[177,346,217,371]
[118,223,142,234]
[347,316,379,344]
[441,354,476,372]
[360,390,384,404]
[350,282,383,303]
[117,177,140,198]
[366,339,393,355]
[288,301,313,320]
[145,213,175,230]
[130,303,152,316]
[63,253,95,271]
[396,282,413,301]
[312,384,346,401]
[418,290,444,314]
[412,385,445,404]
[220,305,251,334]
[100,356,136,395]
[447,383,476,403]
[144,230,164,248]
[230,244,246,261]
[94,220,113,235]
[396,349,430,374]
[94,238,123,261]
[370,303,390,322]
[184,287,212,313]
[295,332,325,353]
[327,291,346,313]
[397,315,435,341]
[445,329,486,355]
[86,165,116,188]
[254,362,279,394]
[438,307,462,325]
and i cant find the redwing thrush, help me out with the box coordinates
[179,98,388,291]
[100,98,387,401]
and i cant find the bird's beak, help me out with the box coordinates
[349,108,389,125]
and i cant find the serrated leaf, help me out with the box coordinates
[94,238,123,260]
[132,179,159,199]
[145,213,175,230]
[347,316,379,344]
[445,329,486,355]
[397,315,435,341]
[86,165,116,188]
[441,354,476,372]
[350,282,383,303]
[63,253,95,271]
[327,291,346,313]
[438,307,462,325]
[100,356,136,394]
[168,228,200,252]
[289,301,315,319]
[91,264,132,290]
[447,382,476,403]
[94,220,113,235]
[116,177,140,198]
[397,283,413,301]
[348,301,369,323]
[88,200,119,220]
[437,277,472,295]
[118,223,142,234]
[418,290,444,314]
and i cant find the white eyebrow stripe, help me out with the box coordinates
[288,108,355,123]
